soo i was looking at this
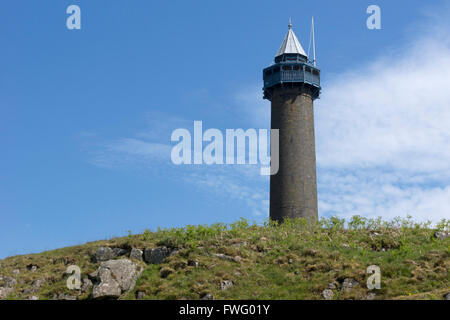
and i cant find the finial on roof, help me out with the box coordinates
[288,17,292,29]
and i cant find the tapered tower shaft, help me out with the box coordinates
[270,86,318,222]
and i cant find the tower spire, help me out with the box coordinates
[275,20,307,58]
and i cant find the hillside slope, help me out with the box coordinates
[1,217,449,300]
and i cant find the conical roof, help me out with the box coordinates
[275,22,307,57]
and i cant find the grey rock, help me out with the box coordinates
[445,292,450,300]
[32,278,45,289]
[27,264,38,272]
[92,259,140,299]
[22,288,33,295]
[366,292,376,300]
[322,289,334,300]
[92,268,122,299]
[220,280,234,291]
[92,247,115,263]
[0,276,17,288]
[112,248,128,257]
[0,287,14,300]
[328,282,337,289]
[57,293,76,300]
[144,247,170,264]
[81,278,93,293]
[27,295,39,300]
[211,253,240,263]
[136,291,145,299]
[12,269,20,275]
[200,293,215,300]
[341,278,359,292]
[130,248,143,261]
[434,231,449,240]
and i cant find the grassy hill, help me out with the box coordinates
[1,216,449,300]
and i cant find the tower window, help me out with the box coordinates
[265,70,272,76]
[305,67,311,73]
[282,65,292,71]
[293,65,300,70]
[313,70,319,76]
[273,67,280,73]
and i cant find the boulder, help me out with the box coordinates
[31,278,45,290]
[341,278,359,292]
[136,291,146,300]
[328,282,337,289]
[0,276,17,288]
[200,292,215,300]
[130,248,143,261]
[57,293,76,300]
[92,259,140,299]
[0,287,14,300]
[92,247,115,263]
[322,289,334,300]
[211,253,240,263]
[144,247,170,264]
[366,292,376,300]
[445,292,450,300]
[0,276,17,300]
[220,280,234,291]
[27,264,38,272]
[112,248,128,257]
[81,278,93,293]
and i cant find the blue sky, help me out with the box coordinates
[1,1,450,258]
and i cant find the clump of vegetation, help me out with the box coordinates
[0,216,449,300]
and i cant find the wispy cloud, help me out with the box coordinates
[83,112,269,218]
[315,13,450,222]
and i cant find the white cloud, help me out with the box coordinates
[315,18,450,222]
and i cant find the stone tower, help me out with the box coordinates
[263,21,321,223]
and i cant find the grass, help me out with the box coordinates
[0,216,449,300]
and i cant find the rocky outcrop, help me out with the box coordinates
[92,247,116,263]
[91,259,141,299]
[144,247,170,264]
[130,248,143,261]
[92,247,128,263]
[0,276,17,299]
